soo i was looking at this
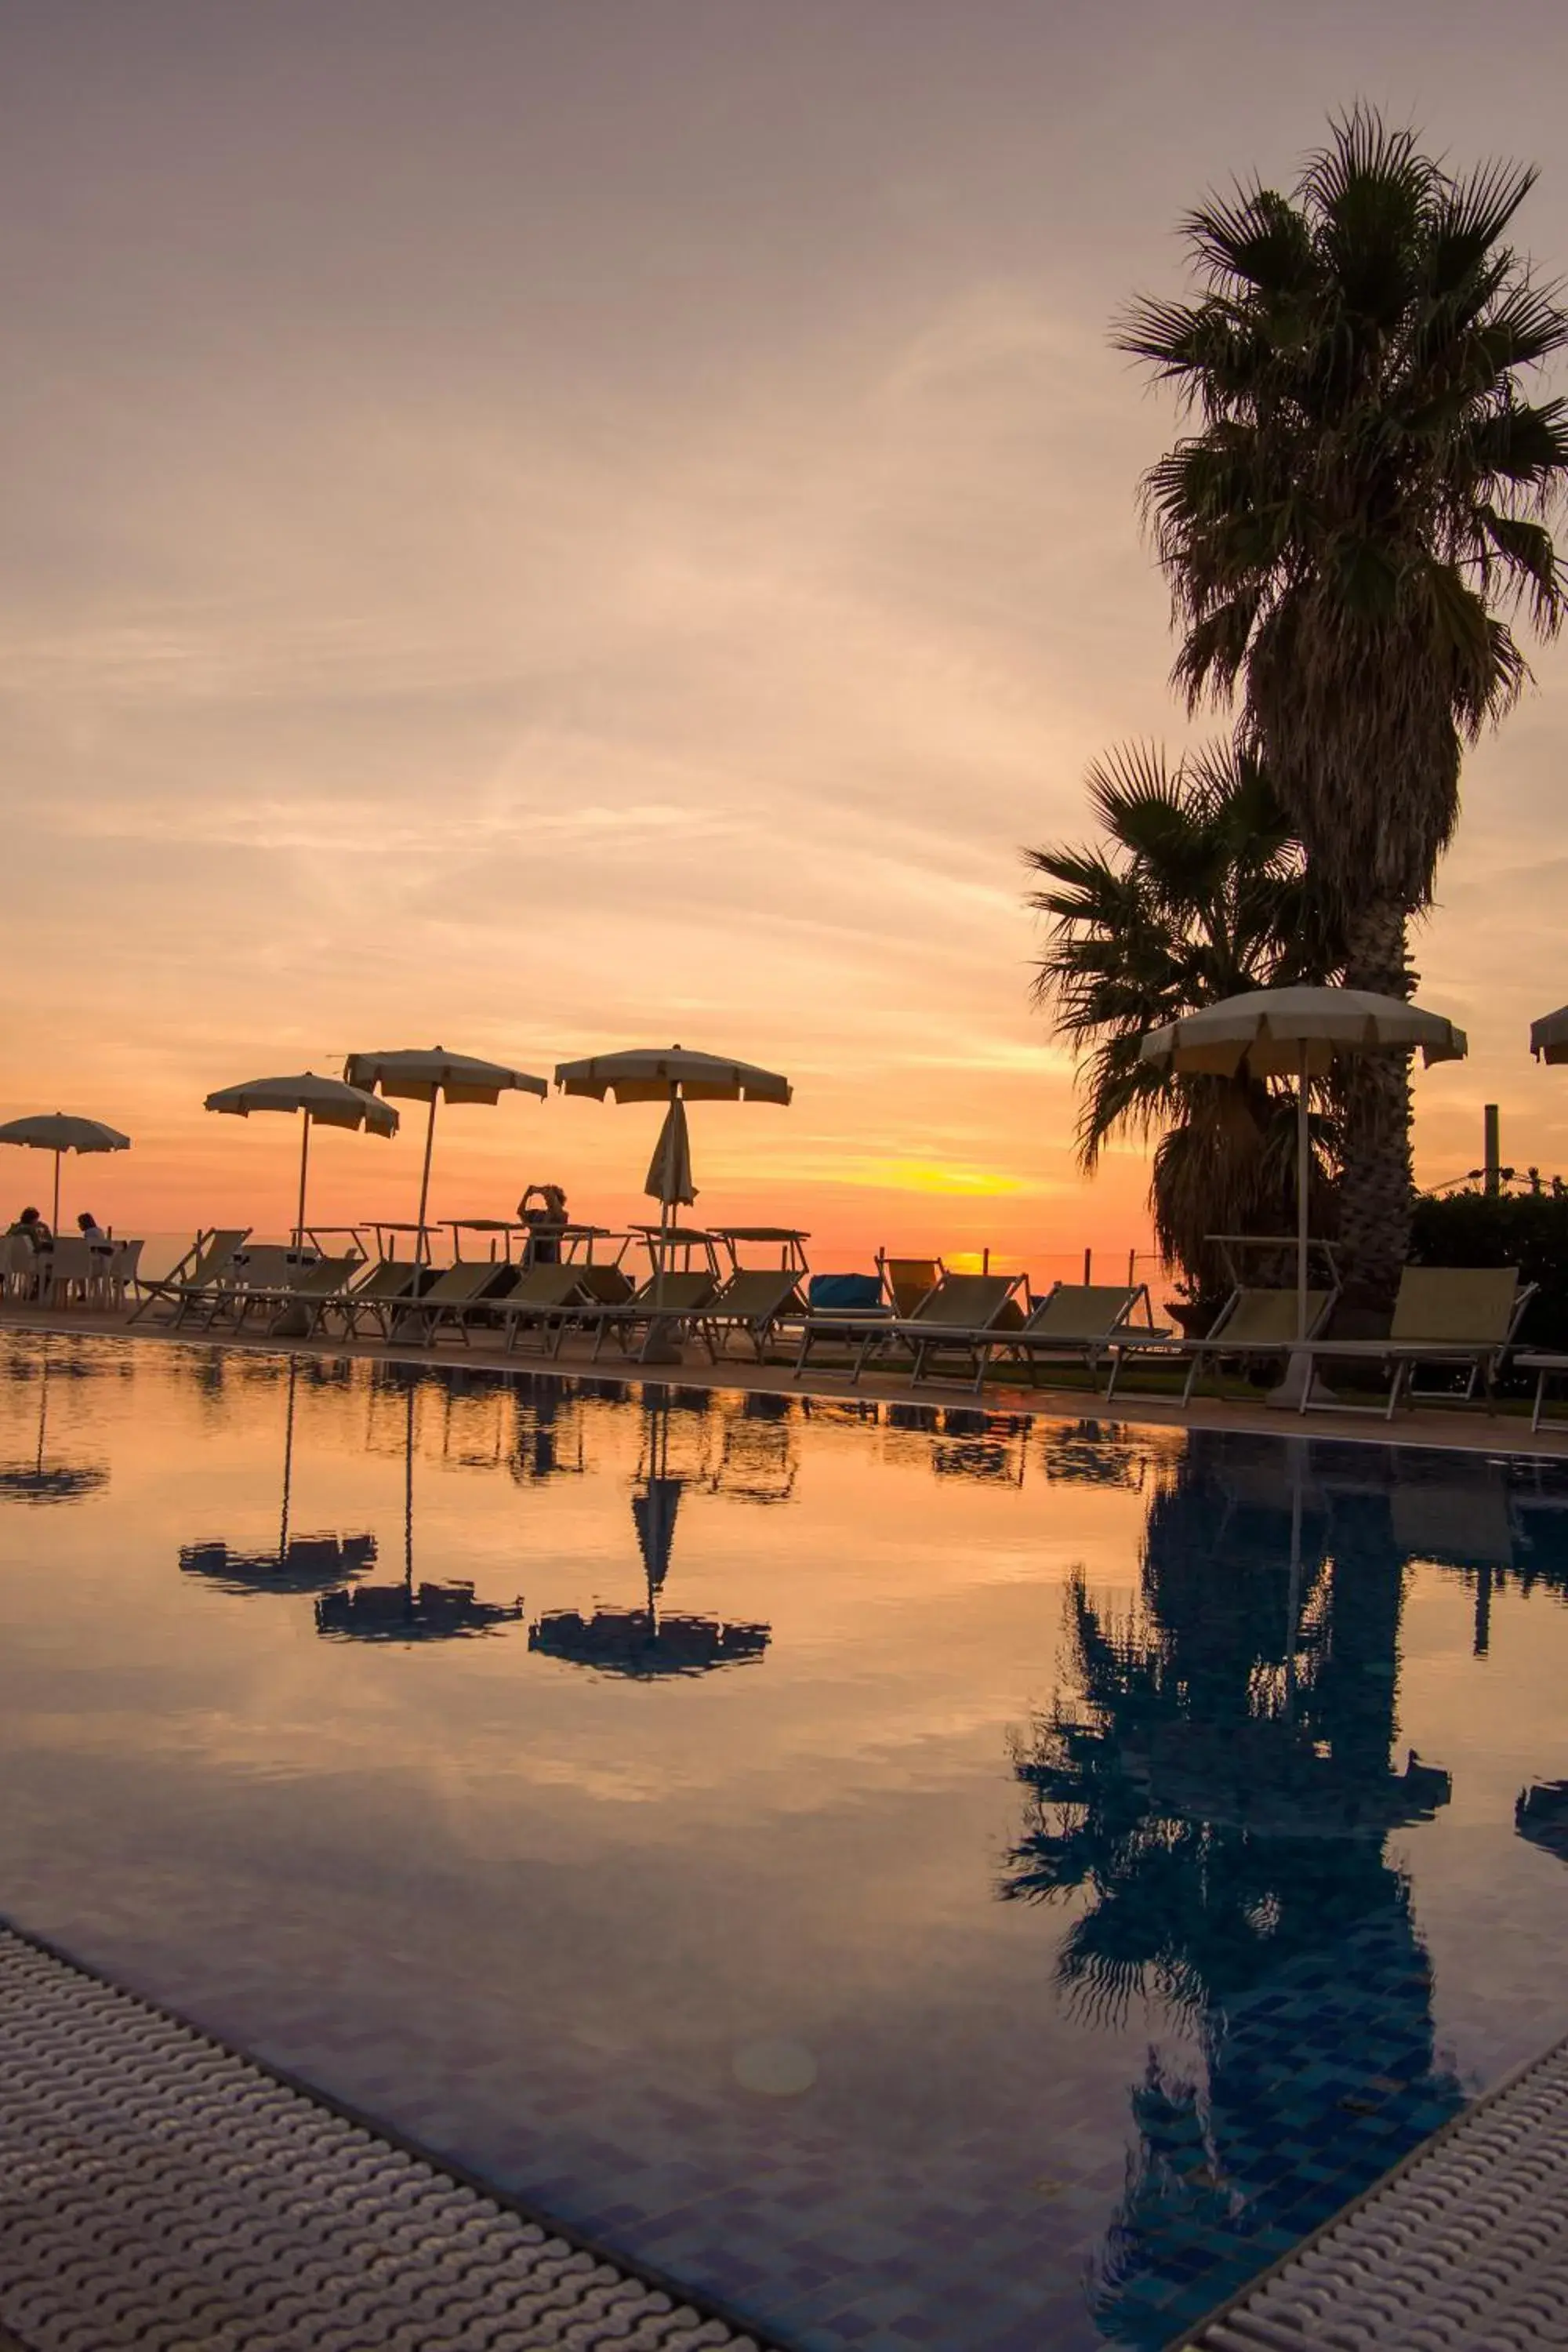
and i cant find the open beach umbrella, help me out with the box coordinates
[554,1047,791,1225]
[0,1113,129,1232]
[343,1048,548,1261]
[204,1073,398,1247]
[1138,987,1467,1341]
[1530,1007,1568,1063]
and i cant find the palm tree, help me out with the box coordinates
[1120,108,1568,1298]
[1026,735,1337,1292]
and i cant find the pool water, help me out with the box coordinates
[3,1332,1568,2350]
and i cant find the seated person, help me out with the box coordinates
[6,1206,52,1250]
[77,1210,109,1243]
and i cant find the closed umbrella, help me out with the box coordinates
[343,1047,547,1261]
[555,1046,791,1227]
[0,1113,130,1232]
[204,1073,398,1247]
[1138,987,1467,1343]
[644,1095,696,1214]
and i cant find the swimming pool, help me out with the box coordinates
[3,1330,1568,2350]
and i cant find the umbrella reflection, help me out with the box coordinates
[317,1374,523,1642]
[0,1341,110,1504]
[181,1357,377,1594]
[1516,1779,1568,1864]
[530,1387,770,1677]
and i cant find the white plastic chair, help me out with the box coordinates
[39,1236,96,1306]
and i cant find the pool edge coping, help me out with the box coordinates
[0,1906,784,2352]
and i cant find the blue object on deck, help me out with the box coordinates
[808,1272,882,1308]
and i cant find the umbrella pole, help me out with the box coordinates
[279,1358,297,1556]
[1297,1040,1310,1344]
[1284,1439,1305,1721]
[416,1095,439,1265]
[295,1114,312,1252]
[52,1148,61,1236]
[405,1382,416,1597]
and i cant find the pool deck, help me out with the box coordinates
[3,1297,1566,1459]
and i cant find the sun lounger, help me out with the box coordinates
[862,1271,1029,1388]
[584,1271,718,1362]
[1105,1283,1336,1403]
[793,1256,943,1377]
[179,1243,323,1333]
[695,1269,806,1361]
[328,1258,428,1339]
[1515,1351,1568,1434]
[976,1283,1167,1397]
[1296,1265,1534,1418]
[227,1254,365,1338]
[397,1260,516,1346]
[488,1263,593,1356]
[129,1228,251,1323]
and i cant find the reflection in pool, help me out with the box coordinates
[3,1331,1568,2350]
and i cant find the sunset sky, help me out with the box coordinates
[5,1,1568,1268]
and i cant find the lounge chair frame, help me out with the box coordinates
[976,1282,1166,1399]
[858,1271,1029,1390]
[1105,1282,1339,1405]
[129,1229,252,1324]
[1294,1266,1536,1420]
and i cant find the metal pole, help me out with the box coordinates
[405,1382,416,1595]
[416,1094,440,1264]
[51,1149,61,1235]
[279,1358,297,1556]
[1483,1105,1501,1198]
[1284,1441,1305,1720]
[295,1116,312,1252]
[1083,1246,1092,1285]
[1298,1040,1311,1343]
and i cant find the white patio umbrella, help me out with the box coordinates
[1138,986,1467,1341]
[1530,1007,1568,1063]
[342,1047,548,1261]
[554,1046,792,1225]
[0,1113,131,1232]
[204,1073,398,1246]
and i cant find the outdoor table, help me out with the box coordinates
[707,1226,811,1274]
[445,1219,530,1263]
[362,1220,439,1262]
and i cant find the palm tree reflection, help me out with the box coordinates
[529,1385,771,1677]
[1006,1432,1462,2346]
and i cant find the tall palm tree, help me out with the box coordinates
[1026,735,1336,1291]
[1120,108,1568,1298]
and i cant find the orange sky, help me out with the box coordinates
[4,3,1567,1271]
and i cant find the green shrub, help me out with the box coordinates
[1408,1187,1568,1352]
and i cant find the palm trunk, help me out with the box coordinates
[1339,898,1415,1307]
